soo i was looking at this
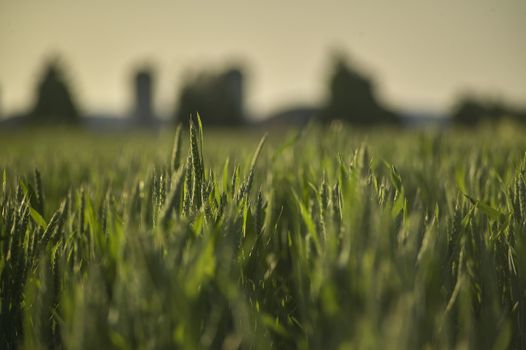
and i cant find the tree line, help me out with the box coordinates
[15,55,526,127]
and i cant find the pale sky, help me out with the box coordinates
[0,0,525,118]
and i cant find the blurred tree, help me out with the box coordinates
[174,67,245,126]
[29,59,80,124]
[450,96,522,125]
[451,98,491,125]
[321,55,399,125]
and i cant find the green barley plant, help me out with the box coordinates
[0,121,525,349]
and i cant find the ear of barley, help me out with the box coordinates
[236,133,267,201]
[170,125,183,171]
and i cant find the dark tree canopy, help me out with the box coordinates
[174,67,245,126]
[322,57,399,125]
[29,60,80,123]
[452,98,494,125]
[451,96,526,126]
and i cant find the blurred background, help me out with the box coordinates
[0,0,525,129]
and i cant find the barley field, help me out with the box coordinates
[1,120,526,349]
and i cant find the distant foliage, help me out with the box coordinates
[29,59,80,124]
[322,56,400,125]
[175,67,245,126]
[452,96,526,126]
[452,97,492,125]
